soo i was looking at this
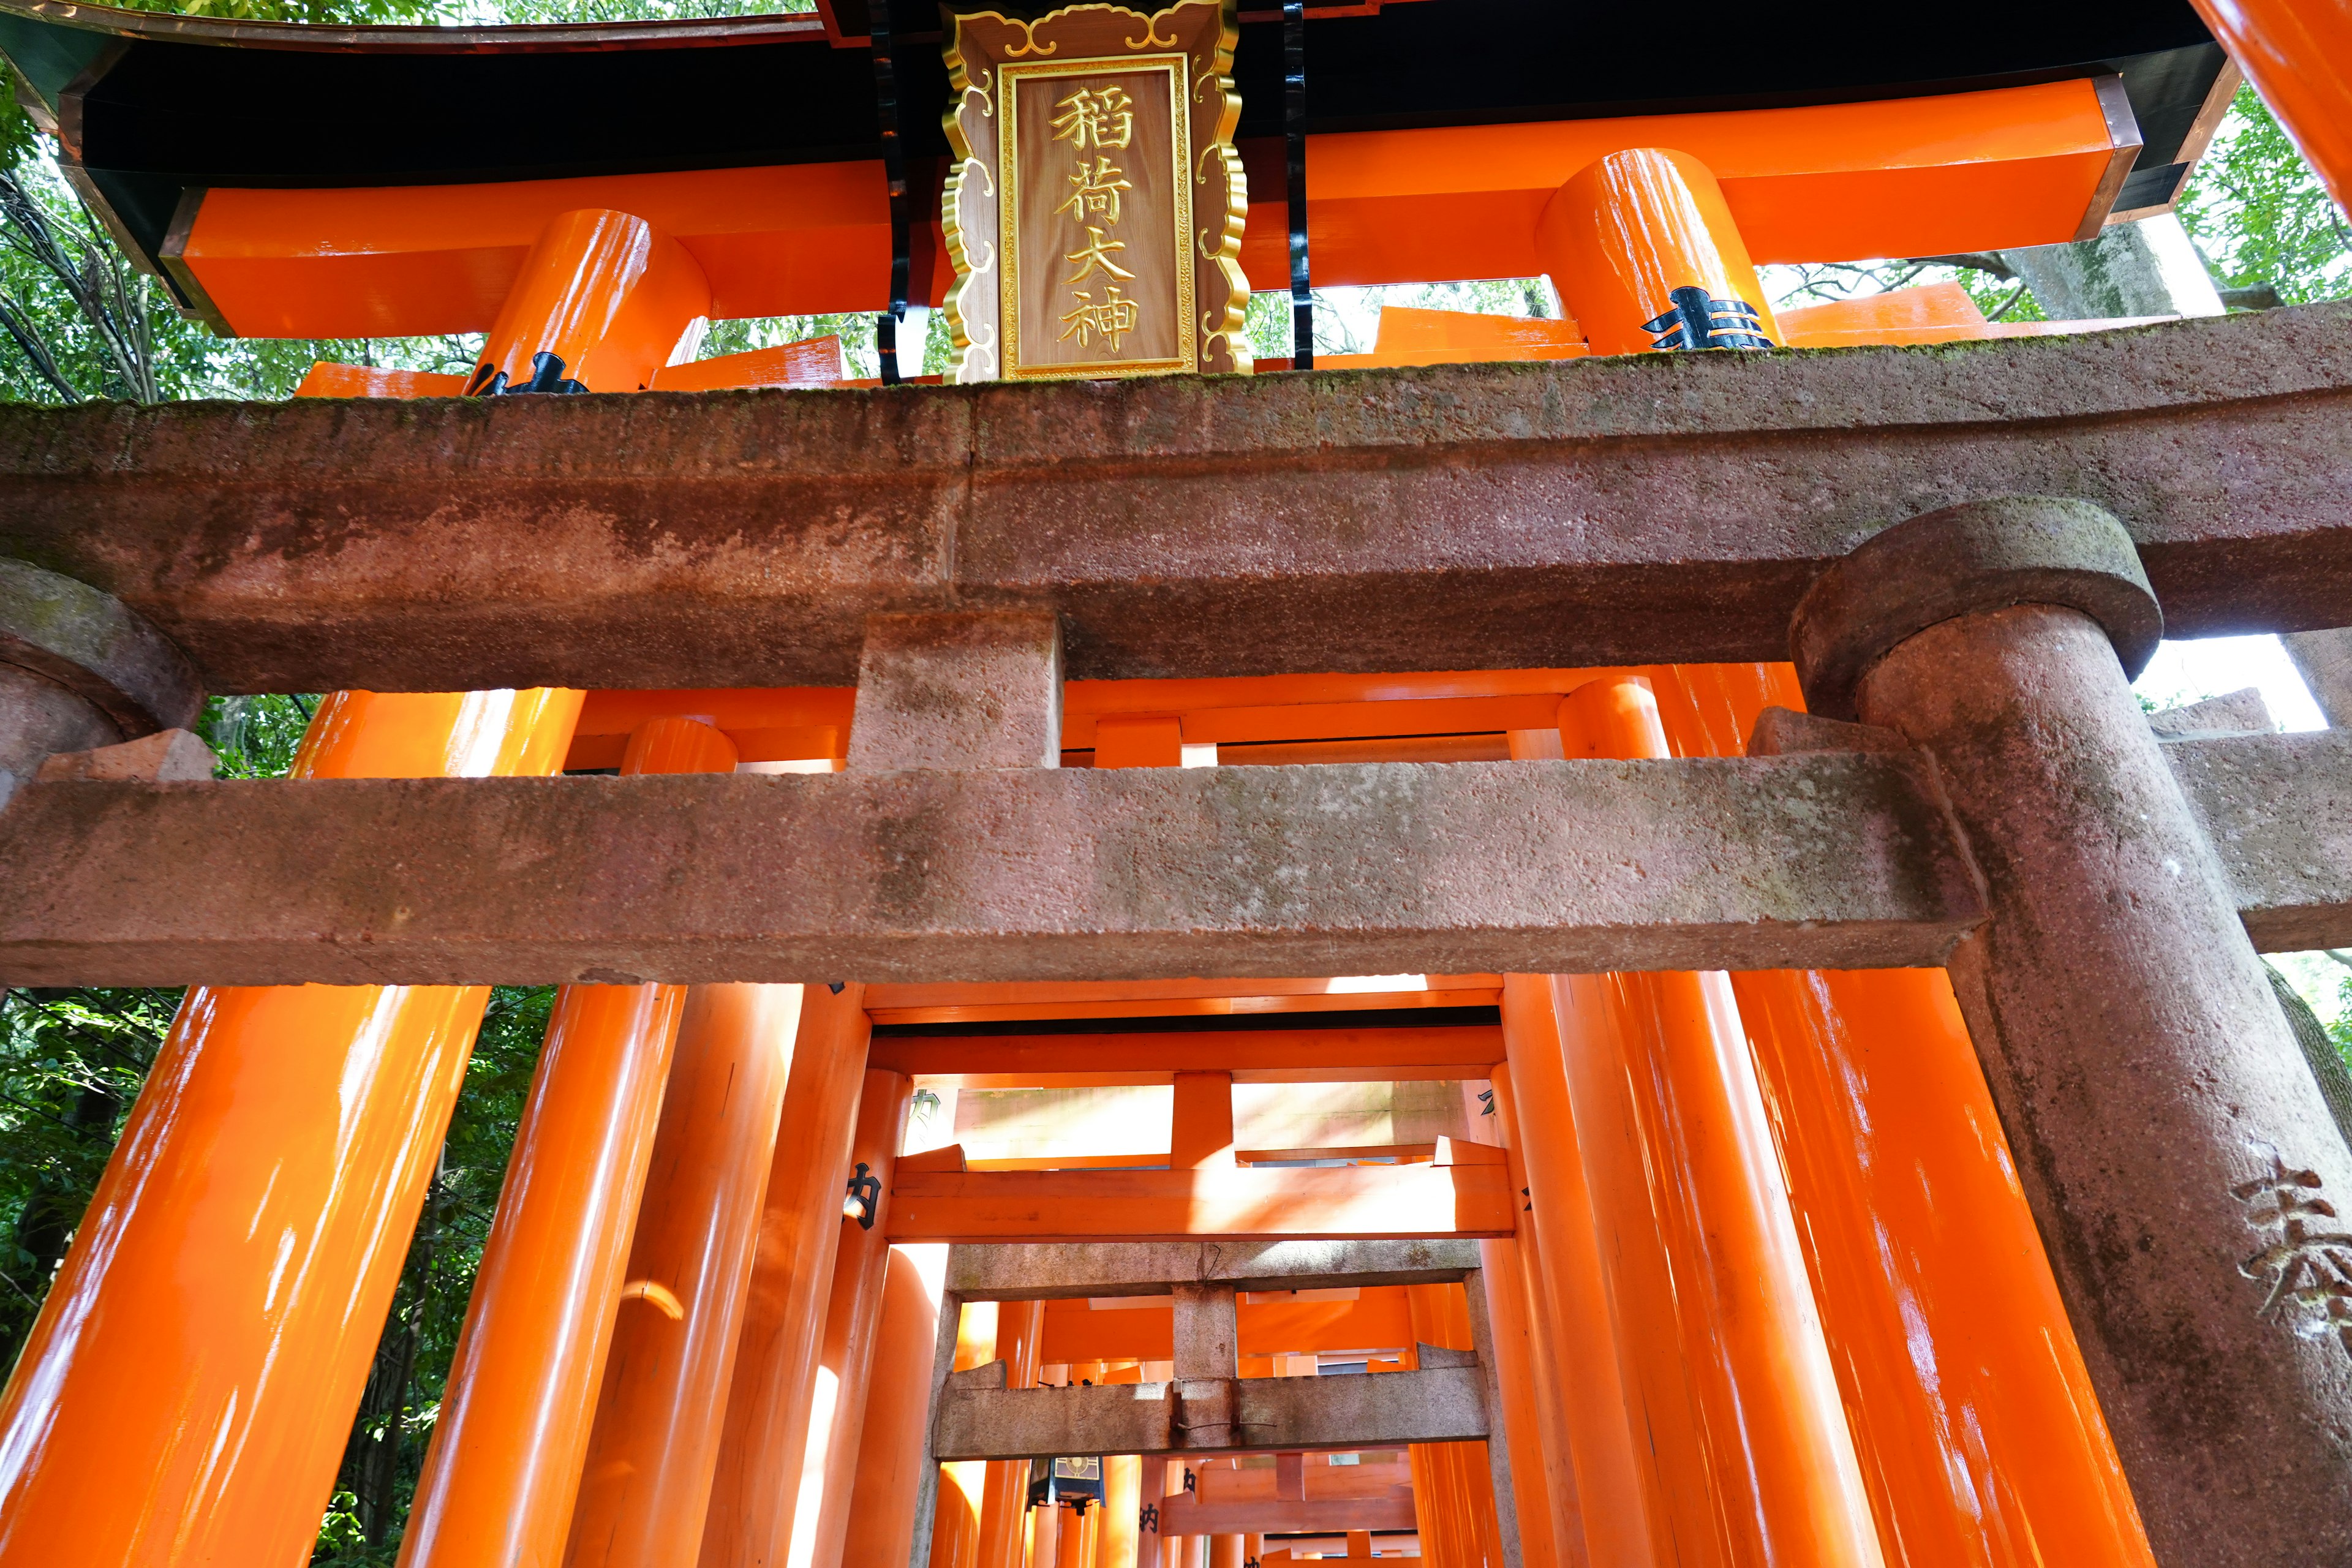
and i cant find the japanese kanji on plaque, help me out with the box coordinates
[942,1,1250,382]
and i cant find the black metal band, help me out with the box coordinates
[1283,0,1311,369]
[870,0,913,385]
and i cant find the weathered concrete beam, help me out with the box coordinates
[0,752,1987,987]
[2168,727,2352,952]
[944,1240,1481,1300]
[4,305,2349,693]
[930,1365,1490,1461]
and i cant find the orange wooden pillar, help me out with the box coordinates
[466,206,711,394]
[1552,676,1881,1568]
[564,982,806,1568]
[1493,984,1653,1568]
[794,1069,917,1568]
[1536,147,1780,355]
[1097,1455,1142,1568]
[1133,1457,1169,1568]
[843,1243,952,1568]
[1208,1537,1242,1568]
[1466,1060,1572,1568]
[2177,0,2352,206]
[929,1300,1003,1568]
[976,1301,1049,1568]
[701,984,876,1568]
[0,688,579,1568]
[1650,665,2157,1568]
[402,718,736,1568]
[1405,1286,1502,1568]
[1035,1493,1063,1568]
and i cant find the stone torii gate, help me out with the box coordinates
[2,0,2352,1562]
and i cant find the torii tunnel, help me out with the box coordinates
[0,0,2349,1564]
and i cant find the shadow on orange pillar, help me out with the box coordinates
[402,718,734,1568]
[564,981,805,1568]
[794,1069,916,1568]
[0,687,579,1568]
[468,206,712,395]
[1466,1065,1572,1568]
[1553,676,1882,1568]
[1407,1285,1502,1568]
[843,1243,951,1568]
[1536,147,1780,355]
[1650,663,2155,1568]
[699,983,873,1568]
[929,1299,1002,1568]
[1493,985,1654,1568]
[976,1301,1049,1568]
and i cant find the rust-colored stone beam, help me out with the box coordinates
[2,306,2348,694]
[0,752,1985,986]
[2168,727,2352,953]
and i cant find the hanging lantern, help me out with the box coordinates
[1025,1455,1106,1515]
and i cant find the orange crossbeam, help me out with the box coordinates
[1041,1292,1416,1363]
[869,1025,1502,1085]
[175,82,2125,337]
[884,1157,1513,1243]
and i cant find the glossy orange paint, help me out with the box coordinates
[1537,149,1779,356]
[976,1302,1047,1568]
[700,984,873,1568]
[866,1023,1504,1087]
[842,1245,951,1568]
[2182,0,2352,206]
[1095,713,1185,768]
[1733,968,2157,1568]
[563,984,804,1568]
[797,1071,916,1568]
[294,362,469,397]
[1469,1237,1561,1568]
[647,333,847,392]
[0,688,578,1568]
[404,718,734,1568]
[567,687,854,770]
[1493,983,1653,1568]
[469,208,711,394]
[1041,1292,1416,1365]
[1480,1065,1583,1568]
[1552,676,1880,1568]
[183,161,892,338]
[931,1299,1003,1568]
[400,981,689,1568]
[1402,1286,1499,1568]
[1251,79,2124,289]
[1098,1455,1143,1568]
[1646,666,2153,1567]
[178,83,2118,337]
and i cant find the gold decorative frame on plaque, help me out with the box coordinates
[940,0,1251,383]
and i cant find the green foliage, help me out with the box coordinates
[198,693,320,777]
[2332,969,2352,1077]
[0,986,178,1374]
[2177,84,2352,306]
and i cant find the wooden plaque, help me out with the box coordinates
[942,1,1251,382]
